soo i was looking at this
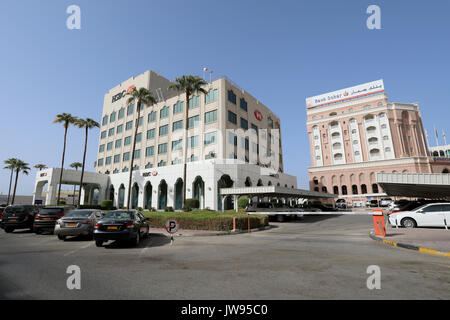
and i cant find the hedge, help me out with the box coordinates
[142,210,268,232]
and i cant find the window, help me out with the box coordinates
[159,125,168,136]
[122,167,129,172]
[158,143,168,154]
[133,165,139,171]
[97,158,104,166]
[147,128,155,139]
[145,162,153,169]
[99,144,105,152]
[158,160,166,167]
[145,146,154,157]
[188,154,198,162]
[188,136,199,148]
[173,101,184,114]
[251,124,258,133]
[116,124,123,134]
[240,118,248,130]
[134,149,141,159]
[138,117,143,127]
[115,139,122,148]
[113,169,119,174]
[385,147,391,152]
[107,142,113,151]
[114,154,120,163]
[205,151,216,159]
[136,132,142,143]
[173,120,183,132]
[228,132,237,146]
[105,156,112,165]
[205,89,218,104]
[160,106,169,119]
[102,115,108,126]
[205,110,217,123]
[126,121,133,131]
[228,90,236,104]
[172,158,182,165]
[383,135,389,140]
[108,128,115,137]
[188,115,200,128]
[381,124,387,129]
[204,131,217,145]
[123,152,130,161]
[148,111,156,123]
[228,111,237,124]
[334,153,343,160]
[110,112,116,122]
[244,138,249,150]
[351,129,357,134]
[124,136,131,146]
[172,139,183,151]
[354,151,360,156]
[118,108,125,119]
[189,95,199,108]
[100,131,106,139]
[127,104,134,116]
[240,98,247,111]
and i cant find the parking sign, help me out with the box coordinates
[165,219,179,234]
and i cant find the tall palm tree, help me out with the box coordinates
[125,86,157,209]
[4,158,19,205]
[168,75,207,208]
[34,164,47,171]
[11,160,30,205]
[53,113,78,205]
[74,118,100,207]
[69,162,83,205]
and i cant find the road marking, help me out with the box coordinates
[63,242,93,256]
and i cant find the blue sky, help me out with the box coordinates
[1,0,450,195]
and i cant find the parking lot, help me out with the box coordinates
[0,215,449,300]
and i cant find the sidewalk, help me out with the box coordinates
[383,225,450,253]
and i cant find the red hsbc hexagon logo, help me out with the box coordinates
[152,171,158,176]
[254,110,263,121]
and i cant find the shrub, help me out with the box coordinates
[136,207,143,211]
[78,205,103,210]
[185,198,200,210]
[58,200,66,205]
[101,200,114,210]
[238,198,249,208]
[164,206,174,212]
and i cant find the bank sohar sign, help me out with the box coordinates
[306,80,384,109]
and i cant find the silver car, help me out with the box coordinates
[54,209,104,240]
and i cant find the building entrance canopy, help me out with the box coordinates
[377,173,450,199]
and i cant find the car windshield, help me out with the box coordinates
[103,211,134,220]
[412,204,428,212]
[39,208,64,214]
[65,210,93,218]
[5,206,26,213]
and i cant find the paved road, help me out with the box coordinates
[0,215,448,299]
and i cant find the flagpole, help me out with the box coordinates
[434,126,439,146]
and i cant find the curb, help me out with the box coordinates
[154,225,272,237]
[369,231,450,258]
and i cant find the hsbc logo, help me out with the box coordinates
[111,85,136,103]
[254,110,263,121]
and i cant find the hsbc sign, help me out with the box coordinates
[111,85,136,103]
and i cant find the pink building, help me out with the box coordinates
[306,80,450,205]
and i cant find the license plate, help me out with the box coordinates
[66,223,77,227]
[44,218,52,220]
[9,219,17,222]
[107,226,118,230]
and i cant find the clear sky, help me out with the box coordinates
[1,0,450,195]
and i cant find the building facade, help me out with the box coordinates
[306,80,450,205]
[33,70,297,210]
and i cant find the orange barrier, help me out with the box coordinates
[372,209,386,237]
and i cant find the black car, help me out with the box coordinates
[93,210,150,247]
[34,206,73,234]
[1,205,39,233]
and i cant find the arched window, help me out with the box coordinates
[368,137,378,145]
[334,153,343,161]
[370,148,380,156]
[331,132,340,139]
[314,187,319,192]
[352,185,358,195]
[333,186,339,195]
[443,169,449,173]
[372,184,379,193]
[341,185,348,195]
[322,186,328,193]
[332,142,341,149]
[361,184,367,194]
[329,112,337,117]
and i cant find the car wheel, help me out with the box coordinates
[134,232,140,246]
[401,218,417,228]
[58,235,66,241]
[95,240,104,247]
[4,227,14,233]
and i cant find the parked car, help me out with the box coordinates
[54,209,104,240]
[335,199,347,209]
[93,210,149,247]
[388,203,450,228]
[379,198,393,207]
[1,205,38,233]
[388,200,410,211]
[368,200,379,208]
[34,206,73,234]
[245,202,303,222]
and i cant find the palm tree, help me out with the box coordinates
[11,160,30,205]
[3,158,19,205]
[69,162,83,205]
[73,118,100,207]
[168,75,207,208]
[34,164,47,171]
[125,87,157,209]
[53,113,78,205]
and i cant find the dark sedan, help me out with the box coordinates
[1,205,39,232]
[55,209,104,240]
[93,210,150,247]
[34,206,73,234]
